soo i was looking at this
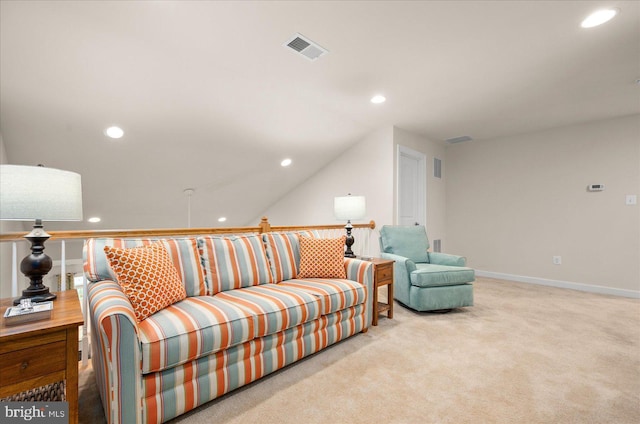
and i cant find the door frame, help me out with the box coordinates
[396,144,427,226]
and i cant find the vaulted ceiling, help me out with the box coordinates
[1,1,638,230]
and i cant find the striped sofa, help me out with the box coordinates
[84,232,374,424]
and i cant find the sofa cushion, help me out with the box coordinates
[215,284,322,338]
[380,225,430,263]
[277,279,366,315]
[297,236,347,279]
[84,237,207,296]
[138,296,256,373]
[263,232,302,283]
[411,264,475,287]
[104,243,187,322]
[262,231,318,283]
[199,234,274,294]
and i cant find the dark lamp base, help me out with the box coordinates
[13,219,57,306]
[343,220,357,258]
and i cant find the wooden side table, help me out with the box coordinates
[368,258,395,326]
[0,290,84,424]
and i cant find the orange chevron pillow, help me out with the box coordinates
[104,242,187,322]
[297,236,347,279]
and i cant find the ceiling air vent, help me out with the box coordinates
[283,33,328,61]
[445,135,473,144]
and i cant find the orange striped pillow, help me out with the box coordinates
[297,236,347,279]
[84,237,206,297]
[104,242,187,322]
[198,235,274,294]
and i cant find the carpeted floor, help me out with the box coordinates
[79,278,640,423]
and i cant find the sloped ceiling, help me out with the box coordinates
[1,1,638,230]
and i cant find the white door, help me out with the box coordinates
[397,145,426,226]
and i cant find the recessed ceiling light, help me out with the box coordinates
[104,126,124,139]
[281,158,292,167]
[581,8,619,28]
[88,217,101,223]
[370,95,386,104]
[218,217,227,223]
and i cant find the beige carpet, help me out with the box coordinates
[79,278,640,423]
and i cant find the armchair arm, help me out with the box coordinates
[428,252,467,267]
[88,280,143,424]
[344,258,374,328]
[380,253,415,306]
[380,253,417,273]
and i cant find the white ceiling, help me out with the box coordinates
[1,1,639,230]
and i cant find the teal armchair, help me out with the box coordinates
[379,225,474,312]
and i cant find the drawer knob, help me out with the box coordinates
[21,361,28,370]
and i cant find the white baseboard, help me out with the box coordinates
[475,270,640,299]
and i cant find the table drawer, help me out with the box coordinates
[376,264,393,282]
[0,341,66,386]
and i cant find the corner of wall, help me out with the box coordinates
[253,126,395,257]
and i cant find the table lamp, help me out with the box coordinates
[334,194,366,258]
[0,164,83,305]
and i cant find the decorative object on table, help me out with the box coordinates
[3,299,53,325]
[334,193,366,258]
[0,164,83,305]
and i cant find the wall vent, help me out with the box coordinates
[433,239,442,253]
[283,33,328,61]
[434,157,442,179]
[445,135,473,144]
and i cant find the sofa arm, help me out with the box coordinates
[88,280,143,424]
[344,258,375,328]
[428,252,467,267]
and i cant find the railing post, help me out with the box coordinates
[82,274,89,366]
[60,240,66,291]
[259,216,271,234]
[11,241,18,297]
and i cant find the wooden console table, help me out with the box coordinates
[0,290,84,424]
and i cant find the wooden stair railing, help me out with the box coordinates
[0,216,376,241]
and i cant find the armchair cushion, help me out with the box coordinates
[411,264,475,288]
[379,225,430,263]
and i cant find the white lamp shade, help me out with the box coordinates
[0,165,83,221]
[334,195,366,220]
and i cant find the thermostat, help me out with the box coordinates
[587,184,605,192]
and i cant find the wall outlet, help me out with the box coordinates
[626,195,637,205]
[553,256,562,265]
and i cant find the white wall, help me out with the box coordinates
[446,115,640,295]
[256,126,451,258]
[256,126,395,257]
[393,127,448,249]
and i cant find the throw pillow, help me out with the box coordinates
[198,234,274,294]
[297,236,347,279]
[104,242,187,322]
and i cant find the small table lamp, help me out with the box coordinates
[0,165,83,305]
[334,194,366,258]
